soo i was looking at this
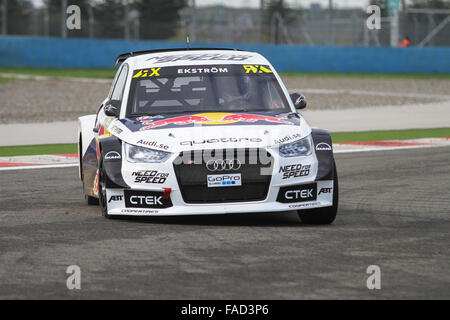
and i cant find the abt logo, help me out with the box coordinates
[318,188,332,195]
[108,195,123,203]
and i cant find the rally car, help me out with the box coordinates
[78,48,338,224]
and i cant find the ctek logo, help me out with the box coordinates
[124,190,172,208]
[130,195,162,206]
[318,188,332,195]
[285,189,314,200]
[277,183,317,203]
[315,142,332,151]
[104,151,121,161]
[108,195,123,203]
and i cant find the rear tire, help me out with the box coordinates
[298,160,338,225]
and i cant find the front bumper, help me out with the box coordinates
[105,179,334,216]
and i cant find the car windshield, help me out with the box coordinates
[126,64,290,117]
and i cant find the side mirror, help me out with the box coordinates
[290,93,307,110]
[104,100,121,117]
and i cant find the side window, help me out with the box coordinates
[108,66,122,97]
[110,64,129,102]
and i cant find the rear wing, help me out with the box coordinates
[113,48,241,68]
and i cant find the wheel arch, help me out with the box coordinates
[311,128,336,181]
[99,136,129,189]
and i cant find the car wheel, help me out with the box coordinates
[98,161,112,219]
[80,136,99,205]
[85,195,99,205]
[298,160,339,225]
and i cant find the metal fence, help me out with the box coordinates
[0,0,449,47]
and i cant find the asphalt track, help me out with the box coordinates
[0,147,449,299]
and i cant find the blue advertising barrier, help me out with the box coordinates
[0,36,449,74]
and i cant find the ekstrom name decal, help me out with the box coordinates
[315,142,332,151]
[177,67,228,74]
[279,164,311,179]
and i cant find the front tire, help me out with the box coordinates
[298,160,339,225]
[98,161,112,219]
[80,135,99,206]
[85,195,99,205]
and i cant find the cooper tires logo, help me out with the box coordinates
[315,142,332,151]
[206,159,241,171]
[104,151,121,161]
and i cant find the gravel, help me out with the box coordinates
[0,79,110,124]
[0,75,449,124]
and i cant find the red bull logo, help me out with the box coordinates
[138,113,293,131]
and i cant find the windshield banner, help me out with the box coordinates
[132,64,273,79]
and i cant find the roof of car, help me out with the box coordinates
[115,48,269,70]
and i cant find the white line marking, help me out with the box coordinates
[289,88,450,100]
[334,143,449,154]
[0,163,78,171]
[2,144,449,171]
[0,73,111,84]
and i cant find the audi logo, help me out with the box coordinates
[206,159,241,171]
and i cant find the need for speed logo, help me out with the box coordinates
[132,170,169,184]
[279,164,311,179]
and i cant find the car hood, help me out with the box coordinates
[105,112,312,152]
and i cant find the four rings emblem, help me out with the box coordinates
[206,159,241,171]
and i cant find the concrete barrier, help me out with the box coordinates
[0,36,449,74]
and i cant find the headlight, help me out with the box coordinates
[277,135,313,157]
[125,143,171,163]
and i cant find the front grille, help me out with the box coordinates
[173,148,273,203]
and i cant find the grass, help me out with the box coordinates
[0,68,115,79]
[1,128,449,157]
[331,127,450,143]
[280,72,450,80]
[0,143,77,157]
[0,68,448,80]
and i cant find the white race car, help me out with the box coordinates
[78,48,338,224]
